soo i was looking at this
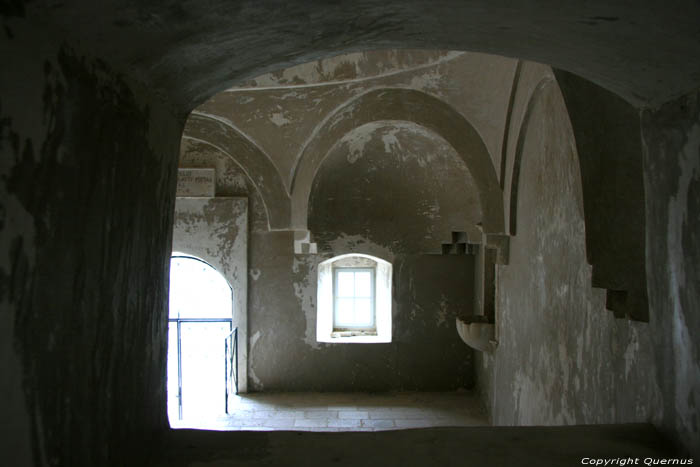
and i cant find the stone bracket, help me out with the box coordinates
[485,233,510,265]
[456,317,497,353]
[294,230,317,254]
[441,231,479,255]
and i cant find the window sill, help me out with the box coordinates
[318,332,391,344]
[331,330,378,338]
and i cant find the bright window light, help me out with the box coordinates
[169,255,232,319]
[334,268,375,329]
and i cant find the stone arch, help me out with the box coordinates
[179,136,271,230]
[509,77,555,235]
[290,88,504,233]
[307,120,484,255]
[183,112,290,229]
[499,60,523,189]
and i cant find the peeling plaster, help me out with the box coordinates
[666,122,700,452]
[231,50,463,91]
[248,330,264,390]
[381,126,402,154]
[310,120,480,255]
[638,89,700,456]
[324,234,395,263]
[408,69,445,93]
[198,52,512,206]
[172,197,248,392]
[292,255,322,350]
[436,296,450,328]
[342,129,372,164]
[485,76,663,433]
[269,111,291,127]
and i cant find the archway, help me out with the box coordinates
[167,255,236,424]
[183,112,290,229]
[291,88,504,233]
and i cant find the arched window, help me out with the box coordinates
[316,254,392,343]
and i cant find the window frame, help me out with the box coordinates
[316,253,392,344]
[332,266,376,331]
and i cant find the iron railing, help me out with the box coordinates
[224,327,238,413]
[168,318,233,419]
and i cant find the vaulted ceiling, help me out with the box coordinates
[9,0,700,110]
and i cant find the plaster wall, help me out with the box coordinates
[475,77,663,429]
[641,90,700,457]
[178,138,268,233]
[248,237,475,392]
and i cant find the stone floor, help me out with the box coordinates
[156,424,680,467]
[170,391,488,431]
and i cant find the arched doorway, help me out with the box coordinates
[167,255,236,423]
